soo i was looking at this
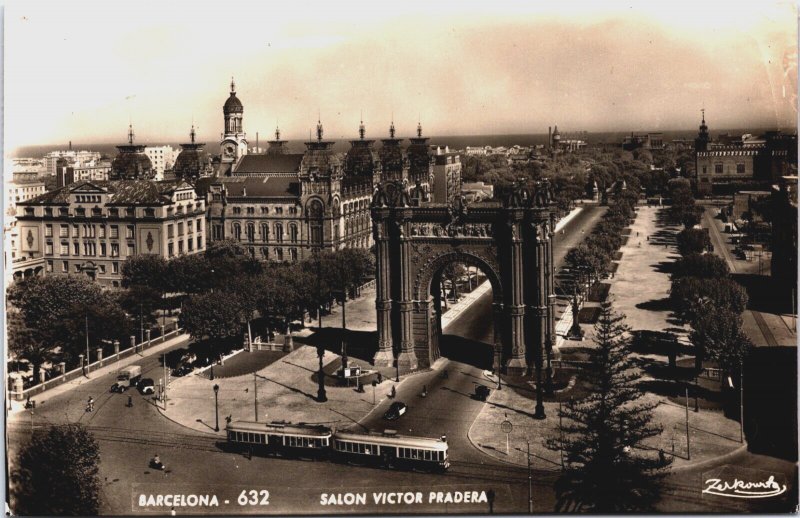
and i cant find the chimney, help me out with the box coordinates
[69,140,72,151]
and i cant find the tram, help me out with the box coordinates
[225,420,332,459]
[332,429,449,471]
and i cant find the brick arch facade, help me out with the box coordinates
[370,180,558,418]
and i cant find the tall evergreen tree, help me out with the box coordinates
[546,301,670,512]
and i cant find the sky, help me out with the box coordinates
[4,0,797,152]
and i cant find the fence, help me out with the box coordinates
[9,322,184,401]
[551,359,592,370]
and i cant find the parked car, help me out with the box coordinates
[137,378,155,395]
[110,365,142,393]
[383,401,407,420]
[474,385,491,401]
[172,363,193,377]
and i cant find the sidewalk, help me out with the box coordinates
[7,332,191,415]
[468,205,744,472]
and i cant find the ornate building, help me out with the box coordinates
[173,125,212,183]
[201,83,433,261]
[695,110,797,195]
[15,179,206,287]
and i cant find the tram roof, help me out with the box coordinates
[333,431,448,450]
[227,420,332,437]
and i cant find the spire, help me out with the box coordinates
[701,107,706,124]
[417,120,422,138]
[275,125,281,140]
[127,124,135,145]
[190,124,196,143]
[230,76,236,94]
[359,117,366,140]
[389,120,396,139]
[316,118,324,141]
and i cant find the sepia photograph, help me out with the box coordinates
[3,0,798,514]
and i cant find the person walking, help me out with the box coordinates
[87,397,94,412]
[390,385,396,399]
[127,395,133,408]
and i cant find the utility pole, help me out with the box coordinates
[685,387,691,460]
[527,440,533,513]
[254,372,259,421]
[163,353,168,411]
[558,401,565,470]
[739,365,744,443]
[85,314,90,376]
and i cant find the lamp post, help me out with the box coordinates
[213,384,220,432]
[333,290,348,371]
[85,314,91,377]
[316,344,327,402]
[395,357,400,382]
[527,439,533,513]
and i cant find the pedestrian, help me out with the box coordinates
[87,397,94,412]
[647,236,649,242]
[377,372,383,384]
[127,395,133,408]
[170,507,176,516]
[390,385,396,399]
[658,449,666,465]
[422,385,427,397]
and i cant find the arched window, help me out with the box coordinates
[232,223,242,241]
[290,248,297,261]
[275,223,283,243]
[261,223,269,242]
[307,199,324,247]
[246,222,255,242]
[289,224,298,243]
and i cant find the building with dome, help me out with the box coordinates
[110,125,155,180]
[173,125,213,183]
[201,82,434,262]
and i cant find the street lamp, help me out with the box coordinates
[213,384,220,432]
[395,357,400,382]
[316,344,327,403]
[332,290,348,371]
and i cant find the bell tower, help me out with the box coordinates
[220,77,248,164]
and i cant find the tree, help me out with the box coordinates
[546,302,669,512]
[440,263,467,301]
[672,253,730,280]
[179,290,250,346]
[670,277,748,326]
[7,310,55,383]
[676,228,711,256]
[121,254,167,290]
[11,424,101,515]
[7,276,129,367]
[690,307,752,374]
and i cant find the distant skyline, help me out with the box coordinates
[5,0,797,154]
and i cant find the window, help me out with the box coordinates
[45,208,53,217]
[112,262,119,274]
[99,225,106,238]
[276,248,283,261]
[73,224,79,237]
[60,242,69,255]
[289,224,298,243]
[714,163,723,174]
[261,206,269,214]
[127,244,135,256]
[213,224,223,240]
[109,208,119,217]
[45,242,53,255]
[246,223,255,242]
[168,242,174,257]
[100,243,107,256]
[196,219,203,233]
[168,224,174,238]
[144,208,155,217]
[276,207,283,215]
[110,225,119,238]
[92,208,102,217]
[233,223,242,241]
[76,208,85,217]
[247,207,255,215]
[178,240,184,254]
[289,207,298,215]
[736,163,746,174]
[233,207,242,215]
[290,248,297,261]
[188,239,194,252]
[74,264,81,273]
[73,242,80,255]
[45,224,53,237]
[46,260,53,273]
[59,208,69,217]
[99,265,106,274]
[111,243,119,257]
[126,225,134,239]
[197,236,202,250]
[60,224,68,237]
[275,223,283,243]
[261,224,269,242]
[178,222,184,236]
[125,208,135,218]
[62,261,68,272]
[261,247,269,259]
[188,220,194,234]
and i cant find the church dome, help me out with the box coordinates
[223,78,243,114]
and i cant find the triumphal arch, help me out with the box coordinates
[371,179,557,418]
